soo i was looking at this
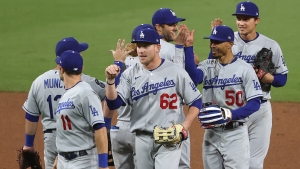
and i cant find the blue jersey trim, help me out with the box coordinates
[186,94,202,106]
[66,81,82,90]
[149,59,165,71]
[238,32,260,43]
[25,112,39,122]
[189,98,202,110]
[272,74,287,87]
[132,85,175,101]
[23,106,39,116]
[203,83,243,90]
[104,117,112,130]
[93,123,105,130]
[175,45,184,49]
[247,94,263,101]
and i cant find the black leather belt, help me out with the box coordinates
[44,129,56,133]
[224,121,244,130]
[135,130,153,136]
[59,150,88,160]
[261,100,267,104]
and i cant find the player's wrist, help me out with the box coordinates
[106,79,115,85]
[25,134,35,147]
[98,153,108,168]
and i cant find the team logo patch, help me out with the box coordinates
[95,79,105,88]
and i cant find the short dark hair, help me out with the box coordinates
[154,24,165,31]
[64,69,82,75]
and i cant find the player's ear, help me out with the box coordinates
[156,44,161,53]
[228,42,234,49]
[155,24,162,34]
[254,17,260,26]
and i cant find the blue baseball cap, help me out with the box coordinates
[132,29,160,44]
[55,37,88,64]
[232,1,259,17]
[152,8,185,26]
[204,26,234,42]
[131,24,154,42]
[59,50,83,73]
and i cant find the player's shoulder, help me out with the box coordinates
[235,58,254,69]
[76,81,99,97]
[257,33,281,48]
[160,39,175,47]
[81,73,106,89]
[32,70,60,84]
[200,59,217,66]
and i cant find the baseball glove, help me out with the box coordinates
[16,147,43,169]
[253,48,276,91]
[153,124,188,145]
[198,105,231,129]
[107,132,114,166]
[125,43,137,57]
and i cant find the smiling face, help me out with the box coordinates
[155,23,178,42]
[210,40,232,59]
[136,42,161,67]
[235,15,260,36]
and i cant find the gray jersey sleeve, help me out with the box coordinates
[270,41,288,74]
[81,93,105,127]
[82,74,106,101]
[116,70,132,103]
[173,47,185,68]
[177,71,202,105]
[23,81,40,116]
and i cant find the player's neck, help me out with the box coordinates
[143,56,162,70]
[218,54,235,65]
[63,75,82,89]
[239,31,257,41]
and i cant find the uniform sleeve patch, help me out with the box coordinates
[95,79,105,88]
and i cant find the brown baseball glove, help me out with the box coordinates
[125,43,137,57]
[17,147,43,169]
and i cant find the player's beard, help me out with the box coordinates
[211,48,226,59]
[162,29,174,42]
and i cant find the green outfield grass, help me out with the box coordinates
[0,0,298,102]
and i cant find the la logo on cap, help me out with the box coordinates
[170,9,176,16]
[240,4,245,11]
[213,28,217,35]
[140,31,144,38]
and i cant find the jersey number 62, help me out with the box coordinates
[160,93,178,109]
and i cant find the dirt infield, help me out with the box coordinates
[0,92,299,169]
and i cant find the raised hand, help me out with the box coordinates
[172,24,188,45]
[105,64,120,81]
[109,39,133,62]
[211,18,223,30]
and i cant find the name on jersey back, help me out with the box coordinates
[44,78,64,89]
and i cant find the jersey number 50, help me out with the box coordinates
[160,93,178,109]
[225,90,244,106]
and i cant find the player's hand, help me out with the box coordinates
[105,64,120,80]
[185,28,195,47]
[22,145,34,152]
[211,18,223,30]
[109,39,133,62]
[52,156,58,169]
[99,167,109,169]
[172,24,188,45]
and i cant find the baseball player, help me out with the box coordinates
[152,8,198,169]
[22,37,107,169]
[55,50,108,169]
[184,25,263,169]
[105,24,154,169]
[105,29,202,169]
[209,2,289,168]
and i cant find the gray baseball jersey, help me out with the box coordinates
[116,56,140,122]
[198,58,263,122]
[22,72,106,131]
[233,32,288,100]
[117,60,201,133]
[159,39,185,68]
[56,81,104,152]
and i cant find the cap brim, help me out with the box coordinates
[55,57,60,64]
[164,17,186,24]
[232,13,257,17]
[131,40,160,44]
[77,43,89,53]
[203,36,227,42]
